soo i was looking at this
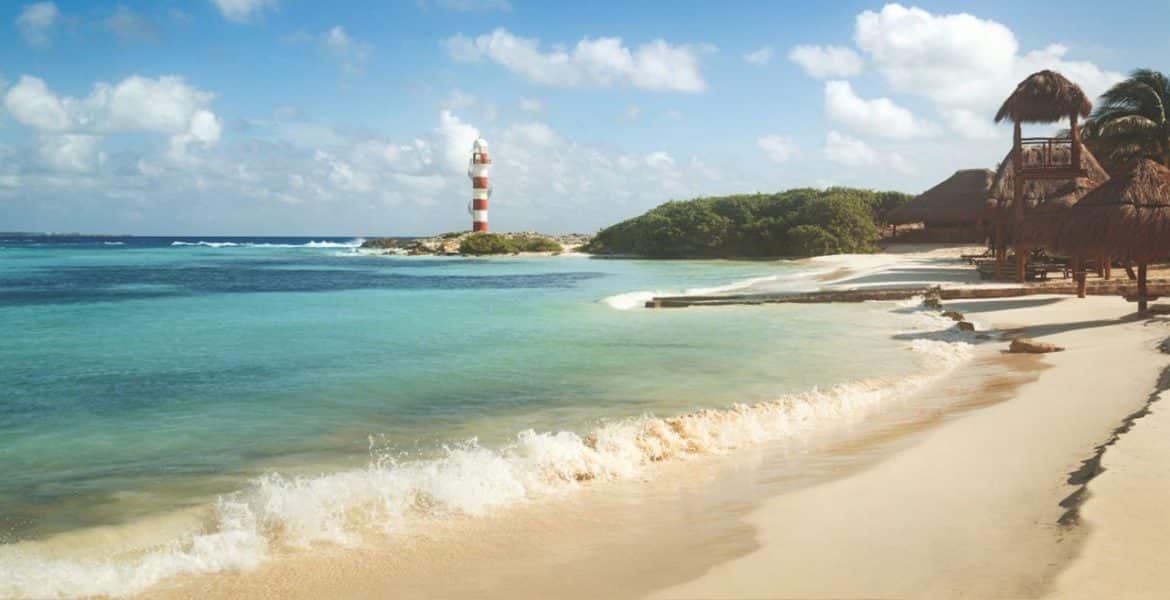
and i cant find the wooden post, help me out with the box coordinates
[1103,254,1112,280]
[1015,244,1026,283]
[1072,256,1086,298]
[1070,112,1081,171]
[994,224,1003,263]
[1125,261,1137,281]
[1011,121,1026,283]
[1012,122,1024,224]
[1138,262,1149,313]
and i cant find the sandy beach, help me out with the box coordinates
[658,293,1170,599]
[122,246,1170,599]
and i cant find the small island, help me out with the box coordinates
[359,231,592,256]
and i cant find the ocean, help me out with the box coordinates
[0,235,968,597]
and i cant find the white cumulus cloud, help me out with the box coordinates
[5,76,71,130]
[38,134,103,173]
[210,0,277,23]
[757,135,796,163]
[443,28,709,92]
[823,80,937,139]
[644,151,675,170]
[824,130,876,166]
[436,110,480,174]
[501,122,560,148]
[823,130,913,174]
[940,108,1002,140]
[788,45,863,79]
[321,25,372,74]
[5,74,222,171]
[16,2,60,48]
[853,3,1121,110]
[743,46,774,66]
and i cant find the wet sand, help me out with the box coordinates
[657,295,1170,599]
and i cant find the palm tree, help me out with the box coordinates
[1083,69,1170,174]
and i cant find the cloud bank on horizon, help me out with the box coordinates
[0,1,1147,235]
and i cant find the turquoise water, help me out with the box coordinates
[0,236,944,597]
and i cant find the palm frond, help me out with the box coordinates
[1100,114,1161,136]
[1096,80,1164,122]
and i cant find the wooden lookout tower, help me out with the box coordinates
[992,70,1094,282]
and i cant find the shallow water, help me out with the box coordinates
[0,235,959,597]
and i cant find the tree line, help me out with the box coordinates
[583,187,912,258]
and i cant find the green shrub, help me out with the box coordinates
[459,233,563,255]
[786,224,840,256]
[459,233,514,255]
[514,235,563,253]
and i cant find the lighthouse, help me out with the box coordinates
[467,138,491,232]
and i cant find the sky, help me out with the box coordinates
[0,0,1167,235]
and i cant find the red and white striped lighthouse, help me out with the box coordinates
[468,138,491,232]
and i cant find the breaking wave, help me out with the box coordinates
[601,271,831,310]
[0,309,971,598]
[170,239,364,249]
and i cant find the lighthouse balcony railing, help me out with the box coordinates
[1016,137,1085,178]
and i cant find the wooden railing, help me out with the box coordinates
[1018,137,1078,172]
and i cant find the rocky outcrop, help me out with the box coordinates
[921,289,943,310]
[1008,338,1065,353]
[359,232,591,257]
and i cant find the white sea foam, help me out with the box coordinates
[0,309,972,599]
[601,274,803,310]
[170,239,364,249]
[102,241,125,246]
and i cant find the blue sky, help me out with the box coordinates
[0,0,1166,235]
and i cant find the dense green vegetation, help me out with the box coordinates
[583,188,912,258]
[459,233,564,255]
[1084,69,1170,176]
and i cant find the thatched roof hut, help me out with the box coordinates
[888,169,994,226]
[1051,159,1170,261]
[994,70,1092,124]
[986,144,1109,248]
[986,144,1109,217]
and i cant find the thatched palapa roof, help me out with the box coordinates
[987,144,1110,212]
[888,169,994,226]
[1050,159,1170,261]
[994,70,1093,124]
[987,144,1110,247]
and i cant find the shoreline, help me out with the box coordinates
[142,249,1170,599]
[137,313,994,600]
[655,292,1170,599]
[11,245,1170,598]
